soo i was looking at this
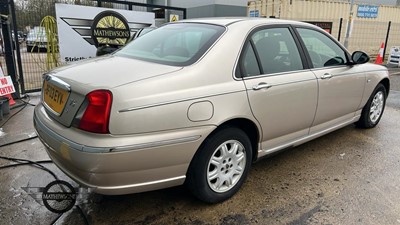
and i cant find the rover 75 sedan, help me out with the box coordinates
[34,18,389,203]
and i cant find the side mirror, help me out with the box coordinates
[352,51,370,64]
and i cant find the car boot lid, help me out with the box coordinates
[49,55,183,91]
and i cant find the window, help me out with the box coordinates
[297,28,348,68]
[242,44,261,77]
[116,23,225,66]
[251,28,304,75]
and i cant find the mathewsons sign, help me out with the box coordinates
[55,4,155,63]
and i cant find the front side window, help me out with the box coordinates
[116,23,225,66]
[297,28,348,68]
[251,28,304,75]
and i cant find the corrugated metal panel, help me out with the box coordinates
[248,0,400,58]
[284,1,350,20]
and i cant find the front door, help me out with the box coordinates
[295,28,365,133]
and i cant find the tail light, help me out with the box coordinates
[79,90,112,134]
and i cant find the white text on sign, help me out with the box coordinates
[0,77,16,96]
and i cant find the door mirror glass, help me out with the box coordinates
[352,51,370,64]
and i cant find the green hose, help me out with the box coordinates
[32,15,60,71]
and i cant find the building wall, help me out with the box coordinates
[146,0,247,18]
[187,4,247,18]
[112,0,247,25]
[166,0,247,19]
[248,0,400,58]
[152,0,247,8]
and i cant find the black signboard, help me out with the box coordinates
[304,21,333,34]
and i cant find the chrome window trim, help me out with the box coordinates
[232,24,310,81]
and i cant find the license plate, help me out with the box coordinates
[43,80,69,114]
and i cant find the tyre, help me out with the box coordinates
[356,83,386,128]
[186,127,252,203]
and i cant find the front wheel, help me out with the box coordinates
[186,127,252,203]
[356,83,387,128]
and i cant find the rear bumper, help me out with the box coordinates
[33,103,214,195]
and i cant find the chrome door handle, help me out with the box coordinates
[253,82,272,90]
[321,73,333,79]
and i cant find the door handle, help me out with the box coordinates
[253,82,272,90]
[321,73,333,79]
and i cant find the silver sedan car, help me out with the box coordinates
[34,18,389,203]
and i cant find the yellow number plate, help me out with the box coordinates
[43,80,69,114]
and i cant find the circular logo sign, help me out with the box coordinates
[42,180,77,213]
[91,10,130,48]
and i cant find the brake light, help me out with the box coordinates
[79,90,112,134]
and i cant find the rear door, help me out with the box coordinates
[294,27,366,133]
[239,26,318,151]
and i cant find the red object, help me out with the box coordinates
[375,42,384,64]
[5,94,15,105]
[79,90,112,134]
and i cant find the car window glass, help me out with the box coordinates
[163,31,202,57]
[251,28,303,75]
[242,44,260,77]
[116,23,225,67]
[27,27,47,41]
[297,28,348,68]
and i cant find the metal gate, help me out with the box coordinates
[0,0,186,96]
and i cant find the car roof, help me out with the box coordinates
[176,17,316,28]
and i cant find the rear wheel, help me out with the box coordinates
[356,83,386,128]
[186,127,252,203]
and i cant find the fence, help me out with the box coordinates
[249,0,400,61]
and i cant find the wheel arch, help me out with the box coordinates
[196,118,261,163]
[380,78,390,97]
[185,118,260,203]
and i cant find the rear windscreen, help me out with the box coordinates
[115,23,226,66]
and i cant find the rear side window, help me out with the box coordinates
[251,28,304,75]
[116,23,225,66]
[242,44,261,77]
[297,28,348,68]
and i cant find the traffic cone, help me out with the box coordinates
[375,42,384,64]
[5,94,15,106]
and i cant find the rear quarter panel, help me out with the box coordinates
[108,24,260,135]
